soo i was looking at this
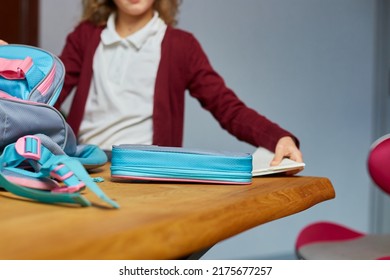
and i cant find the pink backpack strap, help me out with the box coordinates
[0,57,33,79]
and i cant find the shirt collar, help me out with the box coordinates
[101,12,165,50]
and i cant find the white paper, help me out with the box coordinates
[252,147,305,176]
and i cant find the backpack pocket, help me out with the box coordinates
[0,96,77,155]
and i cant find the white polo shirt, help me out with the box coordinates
[78,12,167,150]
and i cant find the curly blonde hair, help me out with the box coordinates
[81,0,181,26]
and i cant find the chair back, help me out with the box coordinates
[368,134,390,195]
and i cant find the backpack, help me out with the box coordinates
[0,44,119,208]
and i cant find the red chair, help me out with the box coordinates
[295,134,390,259]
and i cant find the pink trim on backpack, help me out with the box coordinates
[4,174,60,190]
[52,183,85,193]
[0,90,20,100]
[0,90,42,105]
[37,63,56,96]
[50,164,74,181]
[0,57,33,79]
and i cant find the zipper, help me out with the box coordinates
[36,63,56,96]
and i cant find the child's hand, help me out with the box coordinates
[271,136,303,166]
[0,40,8,45]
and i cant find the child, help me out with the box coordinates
[37,0,305,165]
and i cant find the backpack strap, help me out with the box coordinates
[0,56,45,91]
[0,173,91,206]
[0,135,119,208]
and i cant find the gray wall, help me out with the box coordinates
[40,0,376,259]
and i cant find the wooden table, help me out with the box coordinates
[0,163,335,260]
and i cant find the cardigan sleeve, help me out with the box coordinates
[184,33,299,152]
[56,21,92,109]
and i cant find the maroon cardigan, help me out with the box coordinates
[57,21,298,151]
